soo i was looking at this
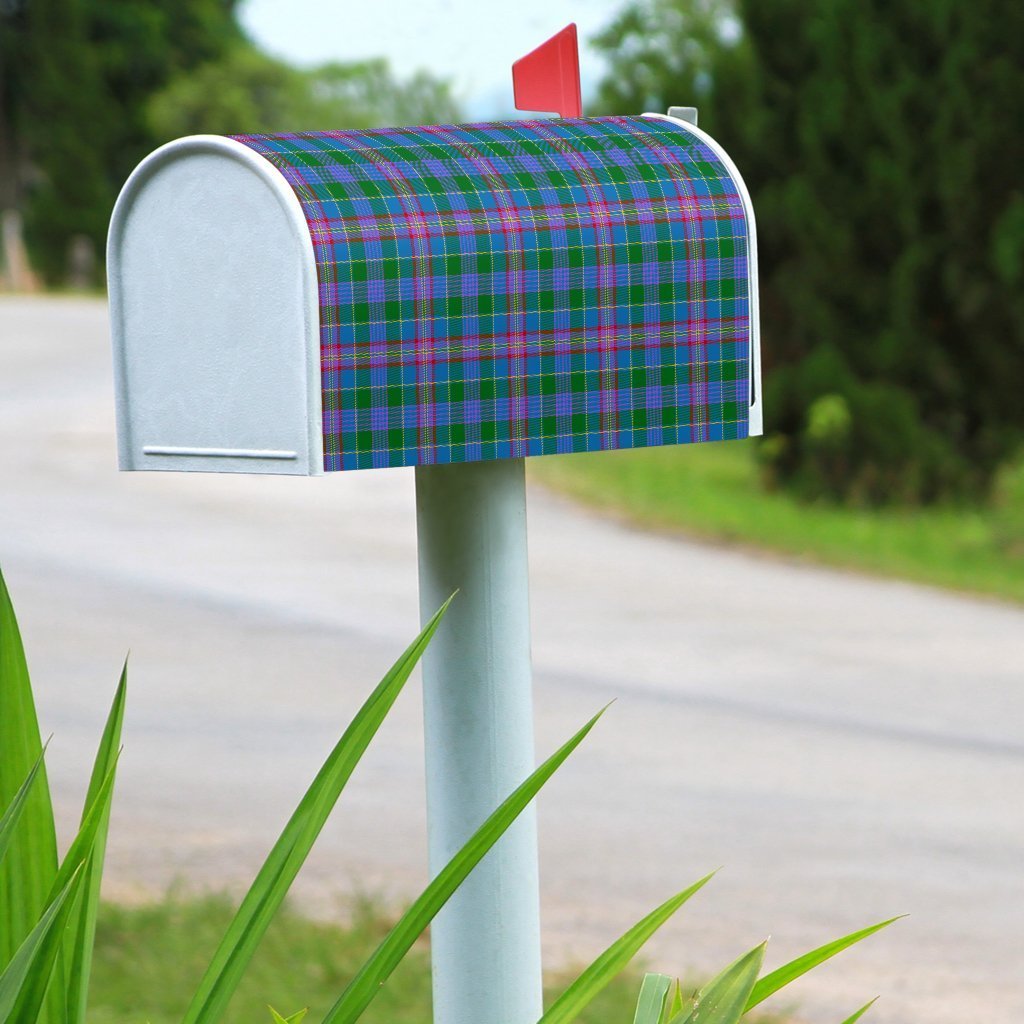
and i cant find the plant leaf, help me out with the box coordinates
[839,998,878,1024]
[0,749,46,870]
[182,598,453,1024]
[539,873,714,1024]
[321,708,606,1024]
[12,761,119,1022]
[670,943,765,1024]
[633,973,672,1024]
[50,762,119,905]
[745,918,902,1011]
[0,568,59,1009]
[0,867,85,1024]
[66,662,128,1024]
[269,1008,308,1024]
[666,980,685,1021]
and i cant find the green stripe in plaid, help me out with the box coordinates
[234,116,753,472]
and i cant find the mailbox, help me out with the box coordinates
[108,113,760,475]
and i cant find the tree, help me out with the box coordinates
[594,0,1024,504]
[146,47,463,140]
[1,0,242,284]
[0,0,462,286]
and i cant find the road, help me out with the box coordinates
[1,296,1022,1022]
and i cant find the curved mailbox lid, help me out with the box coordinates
[234,115,759,472]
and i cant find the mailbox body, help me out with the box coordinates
[109,114,760,475]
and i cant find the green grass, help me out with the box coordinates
[86,896,647,1024]
[531,440,1024,604]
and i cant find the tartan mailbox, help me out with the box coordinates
[107,27,762,1024]
[108,112,761,476]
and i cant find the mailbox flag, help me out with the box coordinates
[512,24,583,118]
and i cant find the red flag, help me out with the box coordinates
[512,24,582,118]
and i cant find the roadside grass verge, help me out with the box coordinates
[87,895,646,1024]
[530,440,1024,604]
[88,895,788,1024]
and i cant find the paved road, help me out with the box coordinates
[1,297,1022,1023]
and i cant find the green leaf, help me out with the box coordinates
[321,708,607,1024]
[0,750,46,870]
[633,973,672,1024]
[50,762,119,905]
[0,568,59,997]
[666,980,685,1021]
[66,663,127,1024]
[839,998,878,1024]
[745,918,902,1011]
[671,943,765,1024]
[539,873,714,1024]
[269,1008,308,1024]
[182,598,453,1024]
[0,868,85,1024]
[12,761,119,1022]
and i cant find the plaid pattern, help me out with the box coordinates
[234,117,752,472]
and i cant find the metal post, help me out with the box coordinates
[415,458,543,1024]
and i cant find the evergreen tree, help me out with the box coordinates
[146,48,463,140]
[595,0,1024,503]
[0,1,462,287]
[1,0,242,284]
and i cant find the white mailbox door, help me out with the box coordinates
[108,137,322,476]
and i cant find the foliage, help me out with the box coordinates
[991,451,1024,557]
[0,566,123,1024]
[85,894,652,1024]
[146,45,462,139]
[1,564,897,1022]
[536,892,895,1024]
[593,0,1024,505]
[0,569,594,1023]
[0,0,243,284]
[0,2,461,286]
[87,895,432,1024]
[531,441,1024,603]
[622,933,887,1024]
[85,893,889,1024]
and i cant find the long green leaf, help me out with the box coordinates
[0,568,59,1004]
[0,750,46,870]
[540,873,715,1024]
[50,763,119,905]
[0,868,84,1024]
[12,762,119,1022]
[321,708,607,1024]
[66,663,127,1024]
[745,918,901,1011]
[671,943,765,1024]
[839,998,878,1024]
[183,598,453,1024]
[633,974,671,1024]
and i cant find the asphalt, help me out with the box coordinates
[1,296,1022,1022]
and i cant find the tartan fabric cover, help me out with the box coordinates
[234,117,752,472]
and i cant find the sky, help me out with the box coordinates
[239,0,626,117]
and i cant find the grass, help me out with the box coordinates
[86,895,647,1024]
[530,440,1024,604]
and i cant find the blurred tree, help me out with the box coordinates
[145,45,310,140]
[1,1,460,287]
[1,0,242,284]
[147,47,463,139]
[595,0,1024,504]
